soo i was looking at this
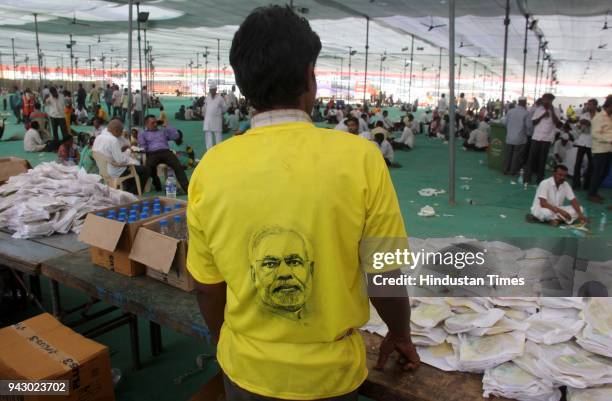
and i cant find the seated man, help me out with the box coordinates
[57,135,80,165]
[463,127,489,151]
[391,123,414,150]
[92,119,149,195]
[345,116,371,140]
[76,106,89,125]
[91,117,105,138]
[29,103,50,140]
[24,121,54,152]
[185,106,194,121]
[379,110,393,131]
[175,105,186,120]
[371,120,390,140]
[138,114,189,194]
[527,165,586,226]
[373,132,401,168]
[552,132,573,167]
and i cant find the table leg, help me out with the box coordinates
[149,321,163,356]
[49,279,62,318]
[29,275,42,302]
[129,314,141,371]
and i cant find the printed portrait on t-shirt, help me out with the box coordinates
[248,226,314,320]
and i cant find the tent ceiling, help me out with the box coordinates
[0,0,610,92]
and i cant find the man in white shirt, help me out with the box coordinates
[24,121,52,152]
[379,110,393,131]
[437,94,448,115]
[503,97,530,175]
[524,93,560,185]
[573,98,597,190]
[457,93,467,122]
[588,95,612,203]
[392,124,414,150]
[92,119,149,194]
[527,165,586,226]
[373,132,400,168]
[132,90,143,126]
[92,117,105,138]
[226,85,238,109]
[112,85,122,118]
[463,128,489,151]
[552,133,573,167]
[203,82,227,150]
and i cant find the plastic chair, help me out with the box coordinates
[92,151,142,195]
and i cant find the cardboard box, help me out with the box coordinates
[129,212,195,292]
[0,157,32,183]
[79,197,186,277]
[0,313,115,401]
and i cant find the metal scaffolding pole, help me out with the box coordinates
[538,47,545,97]
[363,16,370,106]
[88,45,93,82]
[217,38,220,85]
[521,15,529,96]
[457,55,462,92]
[472,60,477,96]
[408,34,414,103]
[196,52,200,95]
[136,2,145,122]
[34,14,44,91]
[500,0,510,115]
[11,38,16,80]
[534,37,541,99]
[347,46,355,101]
[448,0,456,205]
[204,46,209,94]
[127,0,134,134]
[437,47,442,99]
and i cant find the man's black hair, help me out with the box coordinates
[554,164,568,172]
[229,5,321,110]
[345,116,359,125]
[144,114,157,123]
[375,120,384,128]
[30,121,39,130]
[382,110,388,116]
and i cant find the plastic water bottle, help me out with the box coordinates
[140,211,148,220]
[128,215,137,224]
[152,207,161,216]
[517,169,524,185]
[142,207,149,216]
[159,219,169,236]
[599,213,607,232]
[95,212,104,217]
[119,207,127,215]
[174,204,182,210]
[118,212,127,221]
[172,215,185,239]
[107,210,116,220]
[163,206,172,213]
[165,169,177,199]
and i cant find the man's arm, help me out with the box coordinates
[532,109,547,126]
[570,198,587,224]
[539,197,571,220]
[195,281,227,344]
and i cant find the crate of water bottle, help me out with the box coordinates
[78,197,187,277]
[128,211,194,291]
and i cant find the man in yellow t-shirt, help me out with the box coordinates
[187,5,419,400]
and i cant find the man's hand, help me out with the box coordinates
[375,332,420,372]
[578,214,588,225]
[556,208,572,222]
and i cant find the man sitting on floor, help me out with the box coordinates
[371,120,390,140]
[138,115,190,194]
[345,116,371,140]
[391,123,414,150]
[527,165,587,226]
[374,132,401,168]
[463,126,489,151]
[92,119,150,195]
[24,121,54,152]
[552,132,573,167]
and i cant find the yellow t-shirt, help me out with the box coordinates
[187,119,406,399]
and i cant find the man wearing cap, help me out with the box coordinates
[203,82,227,150]
[552,132,573,167]
[503,97,531,176]
[588,95,612,204]
[523,93,560,185]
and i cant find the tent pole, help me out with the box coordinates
[88,45,93,82]
[127,0,134,135]
[34,14,44,93]
[340,57,344,100]
[448,0,456,205]
[143,27,148,89]
[521,15,528,96]
[136,3,145,123]
[534,37,541,99]
[472,60,476,96]
[437,47,442,100]
[402,58,406,102]
[69,34,74,91]
[538,46,545,97]
[347,47,352,101]
[457,55,462,92]
[363,16,369,106]
[500,0,510,115]
[204,46,208,94]
[379,54,383,93]
[408,34,414,104]
[217,38,220,86]
[11,38,16,80]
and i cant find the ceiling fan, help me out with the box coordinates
[598,43,608,49]
[70,12,90,27]
[420,16,446,32]
[603,12,609,30]
[458,40,473,48]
